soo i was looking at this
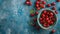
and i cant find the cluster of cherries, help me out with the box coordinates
[25,0,60,6]
[27,0,59,29]
[25,0,59,34]
[25,0,60,10]
[40,10,56,27]
[35,0,46,10]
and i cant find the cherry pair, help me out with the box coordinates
[35,0,46,10]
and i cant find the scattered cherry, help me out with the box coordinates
[35,11,39,15]
[25,1,30,5]
[37,7,40,10]
[47,4,51,7]
[39,4,45,8]
[42,1,46,4]
[51,2,56,6]
[25,0,32,6]
[36,1,40,4]
[52,7,56,10]
[37,0,42,2]
[29,2,32,5]
[56,0,60,2]
[26,0,30,1]
[52,29,56,33]
[55,11,58,14]
[36,4,39,8]
[30,13,34,17]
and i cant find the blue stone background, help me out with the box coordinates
[0,0,60,34]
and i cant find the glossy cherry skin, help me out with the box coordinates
[36,4,39,8]
[56,0,60,2]
[42,1,46,4]
[51,2,56,6]
[55,11,58,14]
[37,7,40,10]
[35,11,39,15]
[47,4,51,7]
[36,1,40,4]
[30,13,34,17]
[37,0,42,2]
[52,7,56,10]
[25,1,30,5]
[25,1,32,5]
[39,4,45,8]
[43,10,47,14]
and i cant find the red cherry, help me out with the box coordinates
[46,24,50,27]
[37,7,40,10]
[39,4,45,8]
[46,18,49,21]
[26,0,30,1]
[50,12,54,16]
[52,18,56,21]
[39,4,43,7]
[30,13,34,17]
[29,2,32,5]
[42,14,45,17]
[25,1,30,5]
[55,11,58,14]
[37,0,41,2]
[36,4,39,8]
[36,1,40,4]
[50,21,54,25]
[43,10,47,14]
[35,11,39,15]
[40,21,43,24]
[50,16,54,18]
[56,0,60,2]
[47,4,51,7]
[47,20,51,23]
[45,15,48,18]
[40,18,43,21]
[42,1,46,4]
[47,12,50,15]
[52,7,56,10]
[51,29,56,33]
[33,18,37,22]
[51,2,56,6]
[43,23,47,27]
[25,0,32,6]
[42,5,45,8]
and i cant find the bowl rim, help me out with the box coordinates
[37,8,58,30]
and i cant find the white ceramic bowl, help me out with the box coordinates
[37,8,58,30]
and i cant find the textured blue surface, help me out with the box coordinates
[0,0,60,34]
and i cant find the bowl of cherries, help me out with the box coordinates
[37,8,57,30]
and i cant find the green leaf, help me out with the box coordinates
[30,10,34,14]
